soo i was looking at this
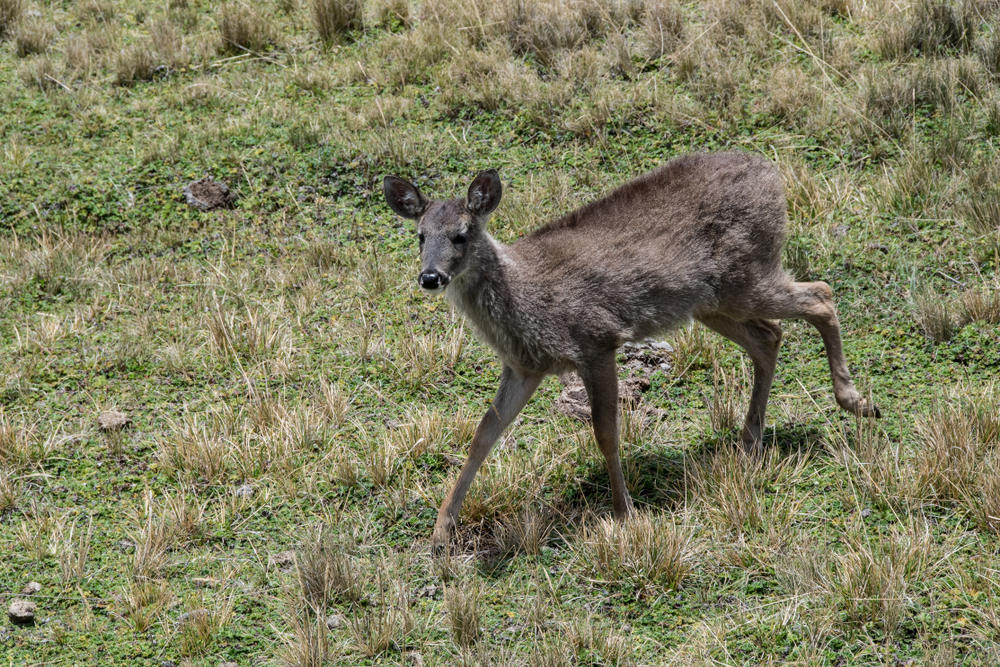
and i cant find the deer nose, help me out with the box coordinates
[419,271,441,290]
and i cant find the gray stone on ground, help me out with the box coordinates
[553,372,650,422]
[220,663,238,667]
[183,177,234,211]
[270,550,295,570]
[9,598,36,626]
[98,410,130,431]
[234,484,254,498]
[326,613,345,630]
[176,609,208,625]
[21,582,41,595]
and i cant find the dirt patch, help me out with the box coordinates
[553,339,672,422]
[183,177,235,211]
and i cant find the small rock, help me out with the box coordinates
[621,623,632,634]
[219,663,238,667]
[234,484,254,498]
[417,585,438,598]
[161,661,177,667]
[98,410,130,432]
[326,613,345,630]
[405,652,424,667]
[9,599,36,626]
[270,551,295,570]
[183,177,235,211]
[860,508,872,518]
[176,609,209,625]
[191,577,219,588]
[21,582,41,595]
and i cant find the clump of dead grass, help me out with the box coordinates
[347,571,414,657]
[777,523,938,635]
[15,19,55,57]
[219,2,275,54]
[912,285,955,343]
[573,512,694,590]
[445,582,481,648]
[0,0,23,38]
[686,444,808,544]
[312,0,362,42]
[296,525,364,609]
[876,0,976,61]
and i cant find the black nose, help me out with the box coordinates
[419,272,440,290]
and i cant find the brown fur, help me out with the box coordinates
[384,150,880,553]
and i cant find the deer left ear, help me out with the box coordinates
[466,169,502,218]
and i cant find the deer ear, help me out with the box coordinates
[383,176,429,220]
[466,169,502,217]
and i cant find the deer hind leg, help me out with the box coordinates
[578,351,635,520]
[697,314,783,450]
[431,365,542,555]
[761,281,880,419]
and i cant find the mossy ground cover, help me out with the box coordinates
[2,0,1000,665]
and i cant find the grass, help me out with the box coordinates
[2,0,1000,665]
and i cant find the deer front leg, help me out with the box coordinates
[431,365,542,555]
[578,352,635,520]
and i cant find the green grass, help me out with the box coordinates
[2,0,1000,665]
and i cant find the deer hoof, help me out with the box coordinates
[859,400,881,419]
[430,515,455,556]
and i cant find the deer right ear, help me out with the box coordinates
[383,176,429,220]
[466,169,502,218]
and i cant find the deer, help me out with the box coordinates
[383,150,880,554]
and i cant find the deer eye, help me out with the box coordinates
[453,234,467,246]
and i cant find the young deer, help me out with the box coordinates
[384,151,879,553]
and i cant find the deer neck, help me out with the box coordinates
[445,234,518,350]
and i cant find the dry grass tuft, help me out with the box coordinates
[709,359,746,437]
[312,0,362,43]
[0,468,19,511]
[176,594,235,657]
[116,579,173,633]
[445,582,481,647]
[219,2,275,54]
[912,286,955,342]
[779,524,937,634]
[877,0,976,61]
[0,0,23,38]
[114,44,158,86]
[348,572,414,657]
[959,283,1000,325]
[564,614,633,666]
[296,526,364,609]
[911,403,985,503]
[207,302,292,367]
[277,608,330,667]
[640,0,683,60]
[0,412,48,469]
[494,506,557,557]
[962,164,1000,237]
[670,322,717,376]
[687,444,807,540]
[157,414,230,485]
[370,0,410,29]
[58,517,93,586]
[574,512,693,590]
[15,19,55,57]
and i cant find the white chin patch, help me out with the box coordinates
[421,285,446,296]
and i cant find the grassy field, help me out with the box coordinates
[2,0,1000,664]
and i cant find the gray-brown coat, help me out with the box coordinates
[384,150,879,553]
